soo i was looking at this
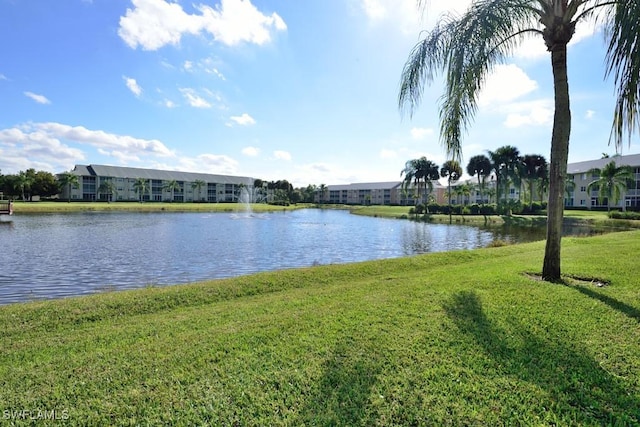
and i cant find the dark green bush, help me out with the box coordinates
[610,211,640,220]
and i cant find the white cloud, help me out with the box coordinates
[164,99,176,108]
[229,113,256,126]
[473,64,553,129]
[410,127,433,140]
[24,91,51,105]
[34,122,175,157]
[586,110,596,120]
[98,148,140,164]
[209,67,226,80]
[118,0,287,51]
[180,88,212,108]
[358,0,472,33]
[502,100,553,128]
[273,150,291,161]
[173,153,239,175]
[478,64,538,107]
[0,126,86,173]
[123,76,143,97]
[0,122,175,173]
[183,61,194,71]
[199,0,287,46]
[242,146,260,156]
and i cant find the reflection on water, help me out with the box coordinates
[0,209,601,304]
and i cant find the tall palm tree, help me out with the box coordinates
[399,0,640,280]
[318,184,327,204]
[191,179,206,202]
[522,154,549,208]
[564,175,576,205]
[15,171,33,201]
[587,160,633,211]
[163,180,180,202]
[58,171,79,203]
[466,154,492,204]
[133,177,149,202]
[455,182,473,206]
[401,156,440,208]
[97,180,117,202]
[488,146,521,210]
[440,160,463,223]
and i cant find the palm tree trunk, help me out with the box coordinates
[529,181,535,209]
[543,44,571,282]
[448,183,452,224]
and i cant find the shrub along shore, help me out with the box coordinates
[12,201,639,229]
[1,228,639,425]
[9,200,305,213]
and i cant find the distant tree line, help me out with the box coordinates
[0,169,60,201]
[401,145,549,216]
[253,179,320,205]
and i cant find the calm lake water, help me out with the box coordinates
[0,209,588,305]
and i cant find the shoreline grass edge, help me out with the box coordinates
[1,230,639,424]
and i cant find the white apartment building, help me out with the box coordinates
[60,164,255,203]
[566,153,640,209]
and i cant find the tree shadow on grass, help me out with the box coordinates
[442,291,640,425]
[297,338,382,426]
[569,285,640,323]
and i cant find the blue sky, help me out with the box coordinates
[1,0,638,187]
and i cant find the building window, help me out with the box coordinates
[580,186,587,192]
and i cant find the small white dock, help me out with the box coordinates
[0,201,14,215]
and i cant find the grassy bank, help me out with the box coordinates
[10,201,306,214]
[350,205,640,229]
[1,232,639,425]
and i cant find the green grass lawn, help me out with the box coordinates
[1,231,639,425]
[350,205,640,229]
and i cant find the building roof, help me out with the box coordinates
[328,182,403,191]
[568,153,640,174]
[328,181,447,191]
[71,164,254,185]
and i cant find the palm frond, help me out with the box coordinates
[399,0,540,161]
[605,0,640,148]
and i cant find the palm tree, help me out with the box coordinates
[455,182,473,206]
[488,146,521,210]
[587,160,633,211]
[163,180,180,202]
[485,187,497,205]
[58,171,79,203]
[440,160,462,223]
[191,179,206,202]
[401,156,440,208]
[15,171,33,201]
[97,180,117,202]
[564,175,576,205]
[522,154,549,209]
[466,154,492,204]
[133,177,149,202]
[398,0,640,280]
[318,184,327,204]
